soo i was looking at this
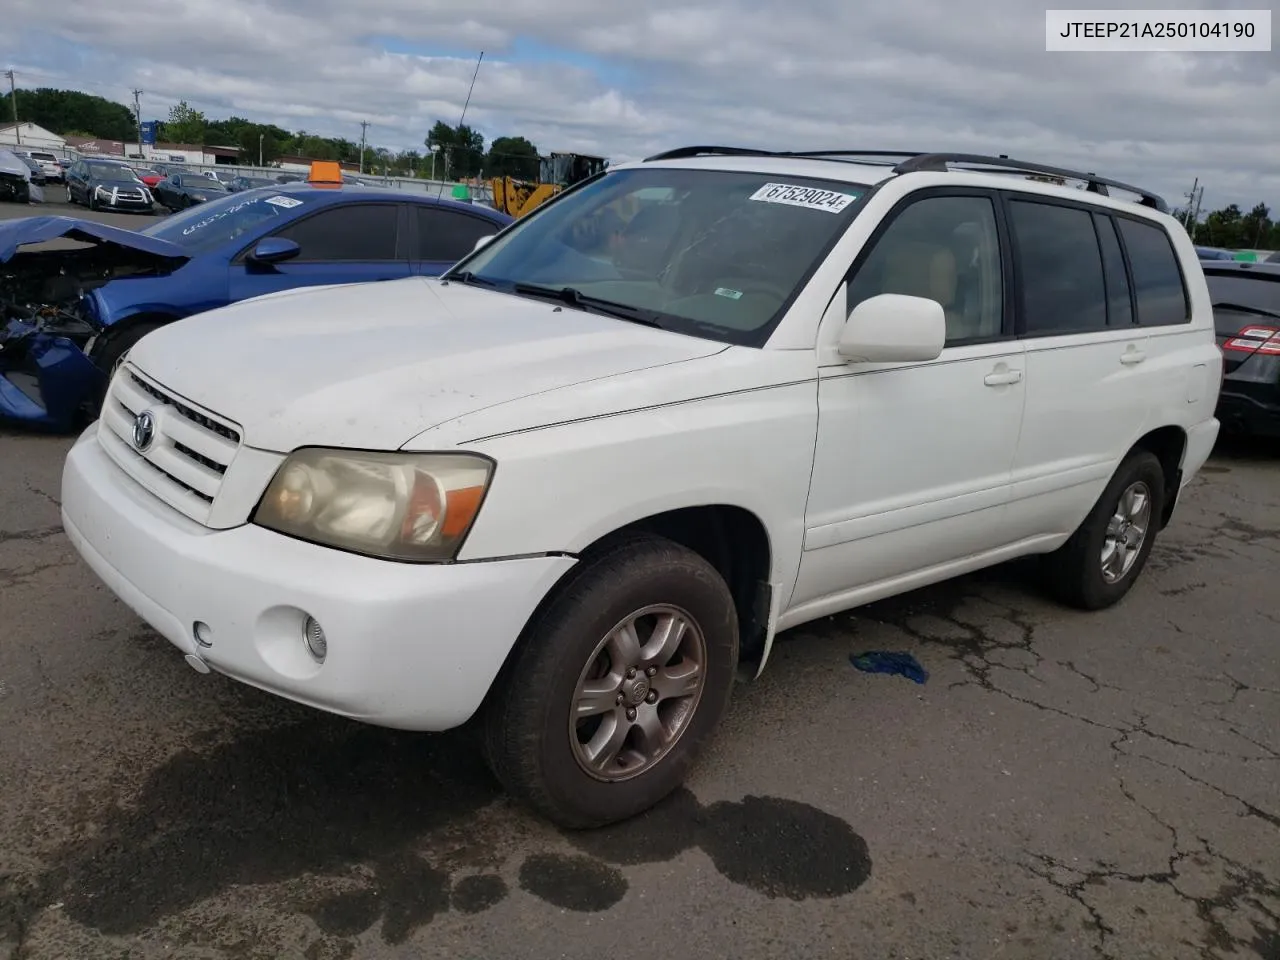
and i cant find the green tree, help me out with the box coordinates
[486,135,540,179]
[425,121,485,178]
[0,87,136,140]
[164,100,207,144]
[236,124,282,165]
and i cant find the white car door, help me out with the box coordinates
[785,189,1028,621]
[1000,196,1157,542]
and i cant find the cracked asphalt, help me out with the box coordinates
[0,192,1278,957]
[2,423,1276,960]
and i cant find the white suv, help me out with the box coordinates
[60,148,1222,828]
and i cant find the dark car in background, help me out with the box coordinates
[65,157,155,214]
[226,175,276,192]
[152,173,232,210]
[0,184,512,430]
[1204,260,1280,439]
[17,155,46,186]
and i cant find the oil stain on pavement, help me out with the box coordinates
[1,717,872,952]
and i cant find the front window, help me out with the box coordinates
[88,162,141,182]
[141,188,304,254]
[452,166,868,345]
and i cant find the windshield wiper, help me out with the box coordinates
[1212,302,1280,323]
[445,270,500,288]
[510,282,666,328]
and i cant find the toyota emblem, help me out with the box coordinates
[132,410,156,452]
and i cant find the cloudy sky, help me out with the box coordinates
[2,0,1277,212]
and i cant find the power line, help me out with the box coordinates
[3,69,18,144]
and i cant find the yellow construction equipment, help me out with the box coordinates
[489,152,607,218]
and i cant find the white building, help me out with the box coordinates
[0,122,67,151]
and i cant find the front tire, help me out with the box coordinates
[85,320,166,418]
[483,535,739,829]
[1042,449,1166,610]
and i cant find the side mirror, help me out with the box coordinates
[838,293,946,363]
[474,234,494,251]
[247,237,302,265]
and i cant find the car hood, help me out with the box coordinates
[126,276,729,452]
[0,216,191,306]
[0,215,188,265]
[0,150,28,179]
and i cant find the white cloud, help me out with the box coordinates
[2,0,1277,211]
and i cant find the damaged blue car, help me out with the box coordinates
[0,183,512,430]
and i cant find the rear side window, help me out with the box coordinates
[1093,213,1133,326]
[1009,199,1107,335]
[415,207,500,262]
[1116,217,1189,326]
[275,204,399,261]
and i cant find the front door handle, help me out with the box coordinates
[984,369,1023,386]
[1120,348,1147,365]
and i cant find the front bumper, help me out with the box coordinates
[92,189,153,212]
[61,427,577,731]
[0,319,103,430]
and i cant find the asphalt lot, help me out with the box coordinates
[2,197,1279,960]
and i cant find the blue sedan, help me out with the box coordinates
[0,183,512,430]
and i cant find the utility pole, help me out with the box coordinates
[4,69,18,144]
[259,132,264,167]
[359,120,369,174]
[1181,177,1199,231]
[132,88,143,158]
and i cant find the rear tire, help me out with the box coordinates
[1041,450,1166,611]
[483,534,739,829]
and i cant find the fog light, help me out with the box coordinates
[303,616,327,662]
[193,621,213,647]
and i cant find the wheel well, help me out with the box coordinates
[91,313,173,362]
[592,506,773,662]
[1131,426,1187,529]
[470,505,774,729]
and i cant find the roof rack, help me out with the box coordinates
[894,153,1168,211]
[642,146,922,164]
[641,146,1168,212]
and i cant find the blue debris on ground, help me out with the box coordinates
[849,651,929,684]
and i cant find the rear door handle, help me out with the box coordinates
[1120,349,1147,365]
[984,369,1023,386]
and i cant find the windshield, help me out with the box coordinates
[89,162,140,182]
[453,167,867,345]
[189,179,231,193]
[141,188,304,254]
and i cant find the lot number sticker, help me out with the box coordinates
[749,182,855,214]
[265,195,304,209]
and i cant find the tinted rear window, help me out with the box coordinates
[1116,217,1189,326]
[1204,271,1280,334]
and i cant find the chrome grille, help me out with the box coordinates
[98,364,243,525]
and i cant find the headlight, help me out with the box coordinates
[253,449,494,562]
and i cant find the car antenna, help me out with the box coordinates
[438,50,484,202]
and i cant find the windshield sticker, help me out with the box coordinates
[748,182,856,214]
[265,195,303,209]
[714,287,744,300]
[180,196,269,235]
